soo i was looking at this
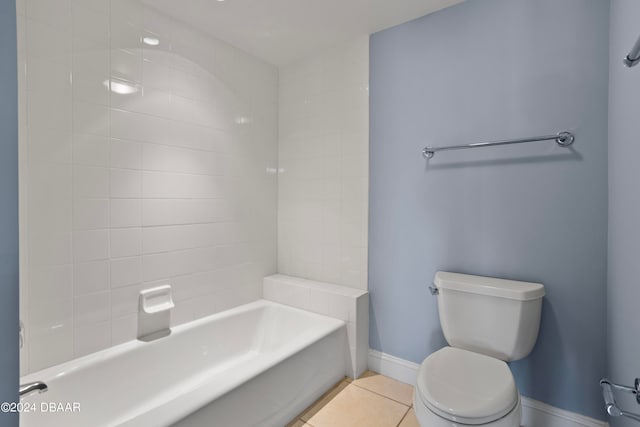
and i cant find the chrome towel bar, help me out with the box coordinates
[624,34,640,67]
[600,378,640,423]
[422,131,575,159]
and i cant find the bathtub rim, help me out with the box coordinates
[21,299,344,384]
[20,299,346,426]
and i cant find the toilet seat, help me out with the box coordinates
[416,347,518,425]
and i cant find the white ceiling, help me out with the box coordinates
[144,0,463,66]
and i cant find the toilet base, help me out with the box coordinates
[413,392,521,427]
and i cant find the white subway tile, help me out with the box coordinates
[72,6,109,51]
[142,48,172,69]
[73,229,109,262]
[307,287,331,316]
[190,293,218,320]
[111,109,171,144]
[142,171,226,199]
[171,68,201,100]
[341,269,362,290]
[110,169,141,198]
[73,76,110,106]
[28,161,72,199]
[173,270,221,301]
[73,49,109,82]
[110,198,141,228]
[111,49,142,83]
[110,17,142,50]
[23,2,279,373]
[73,166,109,198]
[321,246,342,284]
[73,198,108,230]
[170,94,196,123]
[142,225,191,254]
[111,84,171,118]
[142,59,174,88]
[29,265,73,301]
[340,221,365,249]
[27,56,71,99]
[171,300,194,327]
[191,199,233,223]
[277,43,368,289]
[142,143,220,175]
[73,101,109,136]
[110,139,142,170]
[74,291,110,324]
[26,0,71,27]
[28,296,73,331]
[73,134,109,167]
[28,173,73,234]
[110,228,142,258]
[184,247,218,274]
[28,231,73,267]
[71,0,108,16]
[17,0,25,16]
[142,252,175,282]
[74,321,110,358]
[142,199,176,226]
[28,320,73,372]
[28,126,72,165]
[341,198,365,226]
[26,19,72,64]
[110,257,142,288]
[111,315,137,345]
[27,89,72,132]
[74,261,109,295]
[111,283,146,318]
[328,292,350,322]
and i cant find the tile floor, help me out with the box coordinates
[286,371,419,427]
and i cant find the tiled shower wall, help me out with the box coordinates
[17,0,278,374]
[277,38,369,290]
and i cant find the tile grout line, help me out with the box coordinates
[288,378,349,425]
[290,376,413,426]
[349,381,413,408]
[395,405,412,427]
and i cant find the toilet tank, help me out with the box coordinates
[434,271,545,362]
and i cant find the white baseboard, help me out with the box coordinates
[519,396,608,427]
[367,349,422,386]
[367,349,609,427]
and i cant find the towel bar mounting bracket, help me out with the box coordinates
[601,377,640,423]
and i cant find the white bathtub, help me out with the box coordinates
[20,300,347,427]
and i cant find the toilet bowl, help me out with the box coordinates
[414,347,521,426]
[414,272,545,427]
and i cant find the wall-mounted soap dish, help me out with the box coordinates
[138,284,174,341]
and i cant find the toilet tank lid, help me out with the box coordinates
[434,271,545,301]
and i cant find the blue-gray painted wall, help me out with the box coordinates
[369,0,609,419]
[0,0,19,425]
[608,1,640,426]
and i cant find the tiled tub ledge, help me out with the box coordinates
[263,274,369,378]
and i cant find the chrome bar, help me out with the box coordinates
[600,378,640,423]
[422,132,574,159]
[624,34,640,68]
[19,381,48,399]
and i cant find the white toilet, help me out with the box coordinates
[414,271,545,427]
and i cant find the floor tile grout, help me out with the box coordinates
[287,373,414,427]
[395,406,412,427]
[350,381,412,407]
